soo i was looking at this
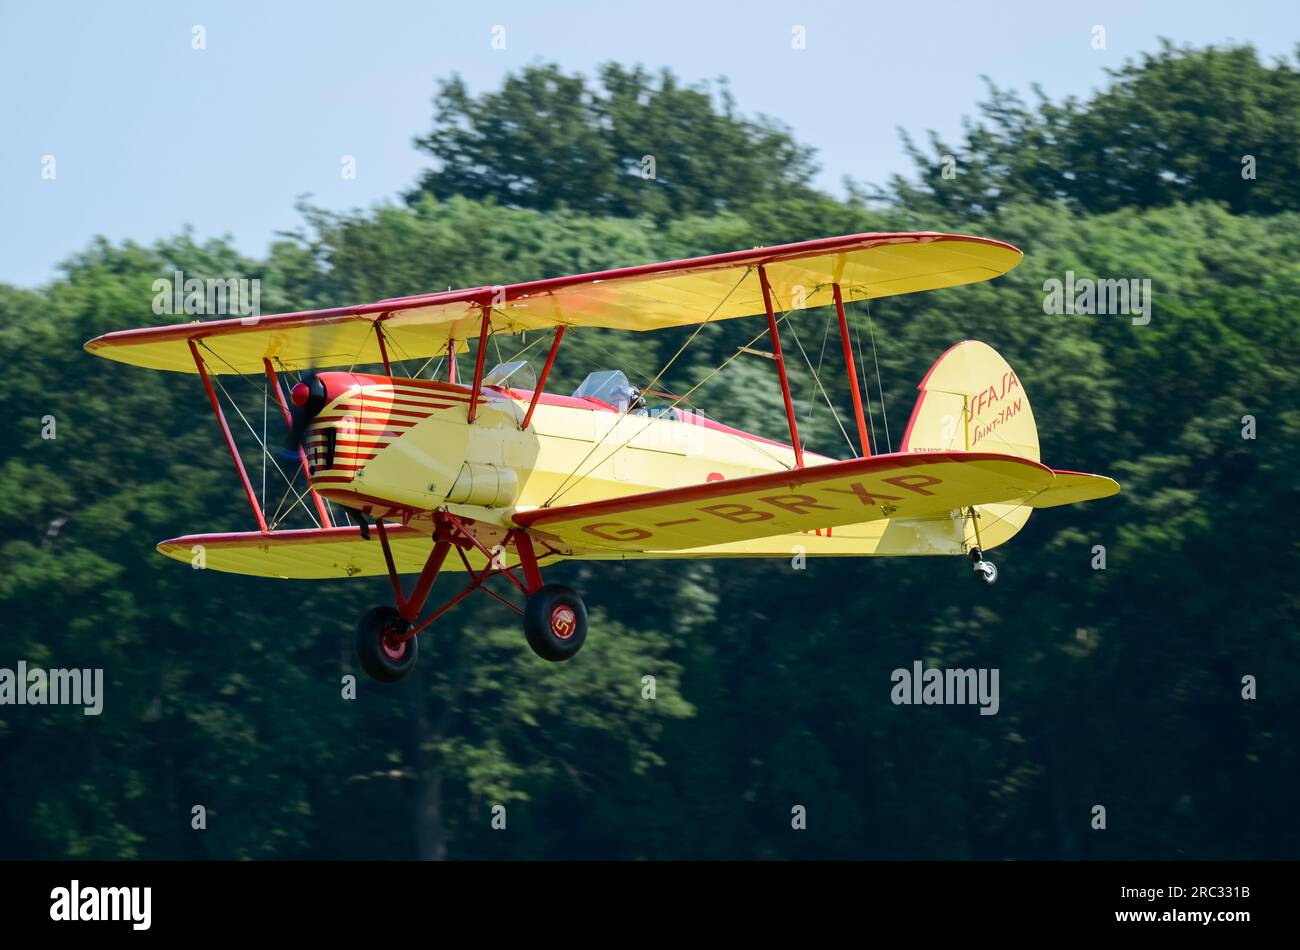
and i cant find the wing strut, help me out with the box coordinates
[521,326,566,430]
[758,265,805,467]
[467,305,491,424]
[832,284,872,457]
[189,340,268,533]
[374,320,393,375]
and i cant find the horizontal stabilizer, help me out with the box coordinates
[1025,470,1120,508]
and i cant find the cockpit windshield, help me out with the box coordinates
[570,369,697,419]
[482,360,537,392]
[571,370,640,409]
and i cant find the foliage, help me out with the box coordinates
[409,63,821,220]
[879,42,1300,219]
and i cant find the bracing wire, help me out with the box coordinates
[381,329,420,377]
[579,329,795,472]
[848,307,881,456]
[774,295,855,458]
[267,475,303,530]
[197,341,269,396]
[544,268,753,506]
[805,308,834,425]
[271,483,323,530]
[496,326,558,392]
[413,351,443,379]
[545,303,803,507]
[863,297,892,453]
[261,380,268,511]
[347,322,381,374]
[210,374,321,528]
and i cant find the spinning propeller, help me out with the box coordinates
[277,342,370,538]
[283,371,327,457]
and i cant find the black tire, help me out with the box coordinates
[355,606,419,682]
[523,584,588,661]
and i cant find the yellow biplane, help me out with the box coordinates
[86,232,1119,681]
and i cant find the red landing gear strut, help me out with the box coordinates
[353,513,588,683]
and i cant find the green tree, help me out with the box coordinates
[409,63,820,219]
[882,42,1300,219]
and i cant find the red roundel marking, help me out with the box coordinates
[550,605,577,640]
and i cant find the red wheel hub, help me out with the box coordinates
[549,605,577,640]
[381,629,407,660]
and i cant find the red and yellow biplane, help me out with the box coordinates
[86,232,1119,682]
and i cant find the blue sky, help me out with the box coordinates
[1,0,1296,287]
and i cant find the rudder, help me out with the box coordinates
[899,340,1038,551]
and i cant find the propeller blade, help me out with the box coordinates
[282,370,327,457]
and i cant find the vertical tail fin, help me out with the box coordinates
[899,340,1039,551]
[899,340,1039,460]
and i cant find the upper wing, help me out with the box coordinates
[84,231,1021,374]
[512,451,1056,554]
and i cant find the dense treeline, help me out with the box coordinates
[1,43,1297,858]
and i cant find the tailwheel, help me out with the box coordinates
[355,606,419,682]
[970,548,998,586]
[523,584,588,662]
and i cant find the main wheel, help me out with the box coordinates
[523,584,588,661]
[974,559,998,585]
[355,606,419,682]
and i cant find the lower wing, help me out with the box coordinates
[155,455,1118,577]
[156,524,513,580]
[511,451,1112,555]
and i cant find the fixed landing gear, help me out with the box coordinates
[355,606,419,682]
[965,507,997,585]
[352,514,590,682]
[970,547,998,585]
[523,583,588,662]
